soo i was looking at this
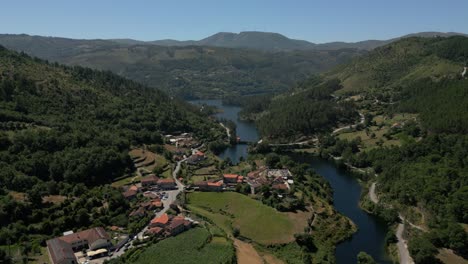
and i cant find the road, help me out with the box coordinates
[109,157,188,260]
[369,182,424,264]
[267,137,317,147]
[396,223,414,264]
[332,112,365,134]
[219,122,231,139]
[369,182,379,203]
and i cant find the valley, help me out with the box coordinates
[0,15,467,264]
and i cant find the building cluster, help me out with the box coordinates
[246,167,294,194]
[187,149,206,165]
[191,168,293,195]
[165,133,197,148]
[46,227,112,264]
[192,173,244,192]
[122,174,176,200]
[145,213,195,238]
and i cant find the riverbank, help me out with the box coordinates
[189,99,394,263]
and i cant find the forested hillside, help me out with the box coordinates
[0,34,365,99]
[0,46,223,250]
[256,79,358,141]
[260,36,468,263]
[326,36,465,97]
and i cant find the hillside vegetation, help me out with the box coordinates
[0,46,223,251]
[0,34,365,99]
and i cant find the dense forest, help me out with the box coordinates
[0,46,223,251]
[255,79,358,141]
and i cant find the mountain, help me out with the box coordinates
[196,31,316,51]
[146,31,468,51]
[0,34,365,99]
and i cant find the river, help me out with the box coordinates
[189,99,259,164]
[189,99,390,263]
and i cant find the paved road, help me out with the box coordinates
[109,156,189,260]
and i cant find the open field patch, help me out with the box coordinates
[132,227,235,264]
[187,192,298,244]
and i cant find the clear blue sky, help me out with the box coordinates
[1,0,467,43]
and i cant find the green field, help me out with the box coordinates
[132,228,235,264]
[187,192,295,244]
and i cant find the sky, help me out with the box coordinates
[1,0,467,43]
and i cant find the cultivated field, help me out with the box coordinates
[187,192,296,244]
[132,227,235,264]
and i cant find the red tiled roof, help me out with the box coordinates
[223,174,239,179]
[207,181,223,187]
[147,227,163,235]
[58,227,110,245]
[151,213,169,226]
[152,201,163,208]
[195,151,204,156]
[129,185,139,192]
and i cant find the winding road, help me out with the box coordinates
[369,182,415,264]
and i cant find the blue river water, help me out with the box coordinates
[189,99,391,263]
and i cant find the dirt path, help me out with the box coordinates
[220,122,231,139]
[369,183,415,264]
[369,182,379,203]
[396,223,415,264]
[332,112,365,134]
[234,239,263,264]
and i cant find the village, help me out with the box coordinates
[45,132,297,264]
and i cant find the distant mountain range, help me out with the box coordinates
[0,31,465,99]
[0,33,365,98]
[113,31,468,51]
[0,31,466,54]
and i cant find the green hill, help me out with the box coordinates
[327,37,465,96]
[253,36,468,139]
[0,34,365,99]
[252,36,468,262]
[0,45,223,186]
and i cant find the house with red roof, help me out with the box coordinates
[46,227,112,264]
[194,180,224,192]
[122,189,137,200]
[150,213,170,228]
[223,174,243,185]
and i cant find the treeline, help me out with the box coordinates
[256,79,358,140]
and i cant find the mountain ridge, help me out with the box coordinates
[2,31,465,52]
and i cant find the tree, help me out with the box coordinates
[0,248,11,264]
[357,252,376,264]
[265,153,280,168]
[409,235,438,264]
